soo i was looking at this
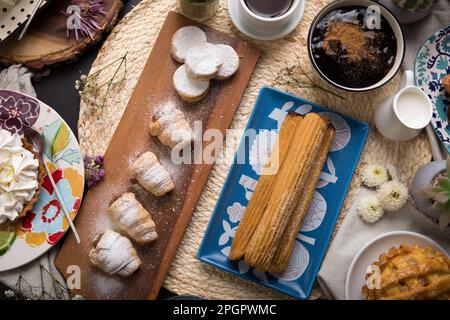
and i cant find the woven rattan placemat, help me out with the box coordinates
[77,0,432,299]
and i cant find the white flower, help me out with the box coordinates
[362,165,389,188]
[357,195,385,223]
[4,289,15,298]
[386,165,398,181]
[378,180,409,212]
[72,294,84,300]
[227,202,245,223]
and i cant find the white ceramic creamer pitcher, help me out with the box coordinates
[375,70,432,142]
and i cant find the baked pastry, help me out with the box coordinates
[270,126,335,273]
[362,244,450,300]
[215,44,240,80]
[173,65,210,102]
[89,230,142,277]
[244,113,329,272]
[129,151,174,196]
[0,129,42,224]
[149,101,194,148]
[185,43,223,80]
[443,74,450,94]
[171,26,207,63]
[107,192,158,244]
[230,113,303,261]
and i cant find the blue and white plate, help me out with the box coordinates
[415,25,450,153]
[198,87,368,299]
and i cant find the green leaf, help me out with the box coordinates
[42,120,63,160]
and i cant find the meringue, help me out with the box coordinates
[0,129,39,224]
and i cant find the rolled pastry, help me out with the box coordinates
[108,192,158,244]
[129,151,174,196]
[149,102,193,148]
[89,230,142,277]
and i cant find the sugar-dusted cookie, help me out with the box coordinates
[215,44,240,80]
[173,64,210,102]
[171,26,207,63]
[185,43,223,80]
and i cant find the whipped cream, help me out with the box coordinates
[0,129,39,224]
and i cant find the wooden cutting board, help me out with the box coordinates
[55,11,260,300]
[0,0,122,69]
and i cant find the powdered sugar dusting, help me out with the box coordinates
[185,43,223,79]
[173,65,210,99]
[215,44,239,80]
[171,26,207,62]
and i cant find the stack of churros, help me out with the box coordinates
[229,112,335,273]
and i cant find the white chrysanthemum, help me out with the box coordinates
[378,180,409,212]
[362,165,389,188]
[386,164,398,181]
[4,289,15,298]
[72,294,84,300]
[357,195,384,223]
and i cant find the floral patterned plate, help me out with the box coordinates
[198,87,368,299]
[415,25,450,153]
[0,90,84,272]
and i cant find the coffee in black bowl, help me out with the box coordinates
[244,0,293,18]
[310,6,397,89]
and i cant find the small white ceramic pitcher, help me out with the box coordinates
[375,70,432,142]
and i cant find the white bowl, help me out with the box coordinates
[345,231,448,300]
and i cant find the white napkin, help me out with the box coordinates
[317,188,450,300]
[0,65,69,300]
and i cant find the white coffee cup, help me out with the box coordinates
[238,0,300,30]
[375,70,432,142]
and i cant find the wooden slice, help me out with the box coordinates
[0,0,123,69]
[55,11,260,300]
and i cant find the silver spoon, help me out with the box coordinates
[25,128,81,244]
[18,0,46,41]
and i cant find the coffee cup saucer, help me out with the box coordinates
[227,0,305,41]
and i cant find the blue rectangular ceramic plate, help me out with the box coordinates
[198,87,369,299]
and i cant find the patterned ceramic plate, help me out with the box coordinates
[198,87,369,299]
[0,89,84,272]
[415,25,450,153]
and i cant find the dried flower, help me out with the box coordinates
[72,294,84,300]
[75,53,127,111]
[386,164,398,181]
[84,155,105,187]
[30,293,40,300]
[63,0,107,41]
[358,195,385,223]
[273,64,346,100]
[4,289,15,299]
[362,164,389,188]
[378,180,409,212]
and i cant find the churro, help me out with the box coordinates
[244,113,329,271]
[270,126,335,273]
[229,113,302,260]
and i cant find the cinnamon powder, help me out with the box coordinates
[323,22,374,62]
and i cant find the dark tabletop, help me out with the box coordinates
[0,0,177,300]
